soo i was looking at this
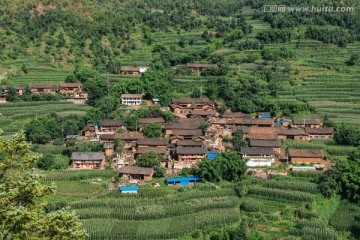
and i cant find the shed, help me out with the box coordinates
[166,176,202,186]
[119,186,139,193]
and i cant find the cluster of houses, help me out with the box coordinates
[68,97,333,181]
[0,82,88,101]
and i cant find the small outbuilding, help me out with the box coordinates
[166,176,202,186]
[119,186,139,194]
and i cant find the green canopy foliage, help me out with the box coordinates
[0,132,87,239]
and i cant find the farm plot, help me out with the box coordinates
[0,101,92,133]
[9,67,70,84]
[67,187,240,239]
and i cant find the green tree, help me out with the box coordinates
[135,152,161,168]
[95,95,119,117]
[25,116,62,144]
[334,124,360,146]
[317,168,342,198]
[37,153,56,170]
[347,53,359,66]
[200,121,210,134]
[21,63,29,74]
[232,129,246,151]
[84,78,109,106]
[0,132,87,239]
[6,87,20,102]
[197,151,246,183]
[143,123,162,138]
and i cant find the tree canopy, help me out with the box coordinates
[197,151,246,183]
[0,132,87,239]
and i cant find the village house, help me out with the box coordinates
[240,147,275,167]
[189,109,218,118]
[121,94,143,106]
[249,139,281,154]
[172,129,203,140]
[115,132,144,151]
[1,85,26,97]
[163,122,201,136]
[71,152,105,169]
[120,66,149,75]
[293,119,323,128]
[221,112,250,119]
[177,139,204,148]
[174,147,207,170]
[99,133,115,144]
[170,98,214,115]
[73,91,88,100]
[172,117,207,124]
[137,138,168,148]
[104,142,115,157]
[305,127,334,139]
[186,63,217,76]
[277,128,309,140]
[99,120,126,132]
[288,149,326,165]
[81,124,96,137]
[138,117,165,131]
[58,82,83,95]
[118,166,154,181]
[247,127,278,140]
[30,83,55,94]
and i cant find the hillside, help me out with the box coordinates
[1,1,360,239]
[1,0,360,129]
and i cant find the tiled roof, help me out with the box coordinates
[293,119,322,125]
[71,152,104,160]
[139,118,165,124]
[241,147,274,156]
[99,120,126,127]
[177,147,207,155]
[250,139,281,148]
[115,132,144,140]
[177,140,203,146]
[118,166,154,175]
[137,138,168,146]
[305,127,333,134]
[136,146,168,154]
[288,149,324,158]
[172,129,203,136]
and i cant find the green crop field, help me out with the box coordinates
[0,101,92,134]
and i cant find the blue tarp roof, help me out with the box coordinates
[207,152,219,159]
[258,112,272,118]
[276,119,291,123]
[166,176,201,184]
[119,186,139,191]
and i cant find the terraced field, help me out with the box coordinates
[8,67,70,85]
[0,101,92,133]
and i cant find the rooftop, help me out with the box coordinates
[249,139,281,148]
[137,146,168,154]
[293,119,323,125]
[115,132,144,140]
[71,152,104,161]
[121,94,143,98]
[171,98,212,104]
[288,149,324,158]
[305,127,334,134]
[172,129,203,136]
[241,147,274,156]
[177,140,203,146]
[137,138,168,146]
[118,166,154,175]
[138,118,165,124]
[99,120,126,127]
[177,147,207,155]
